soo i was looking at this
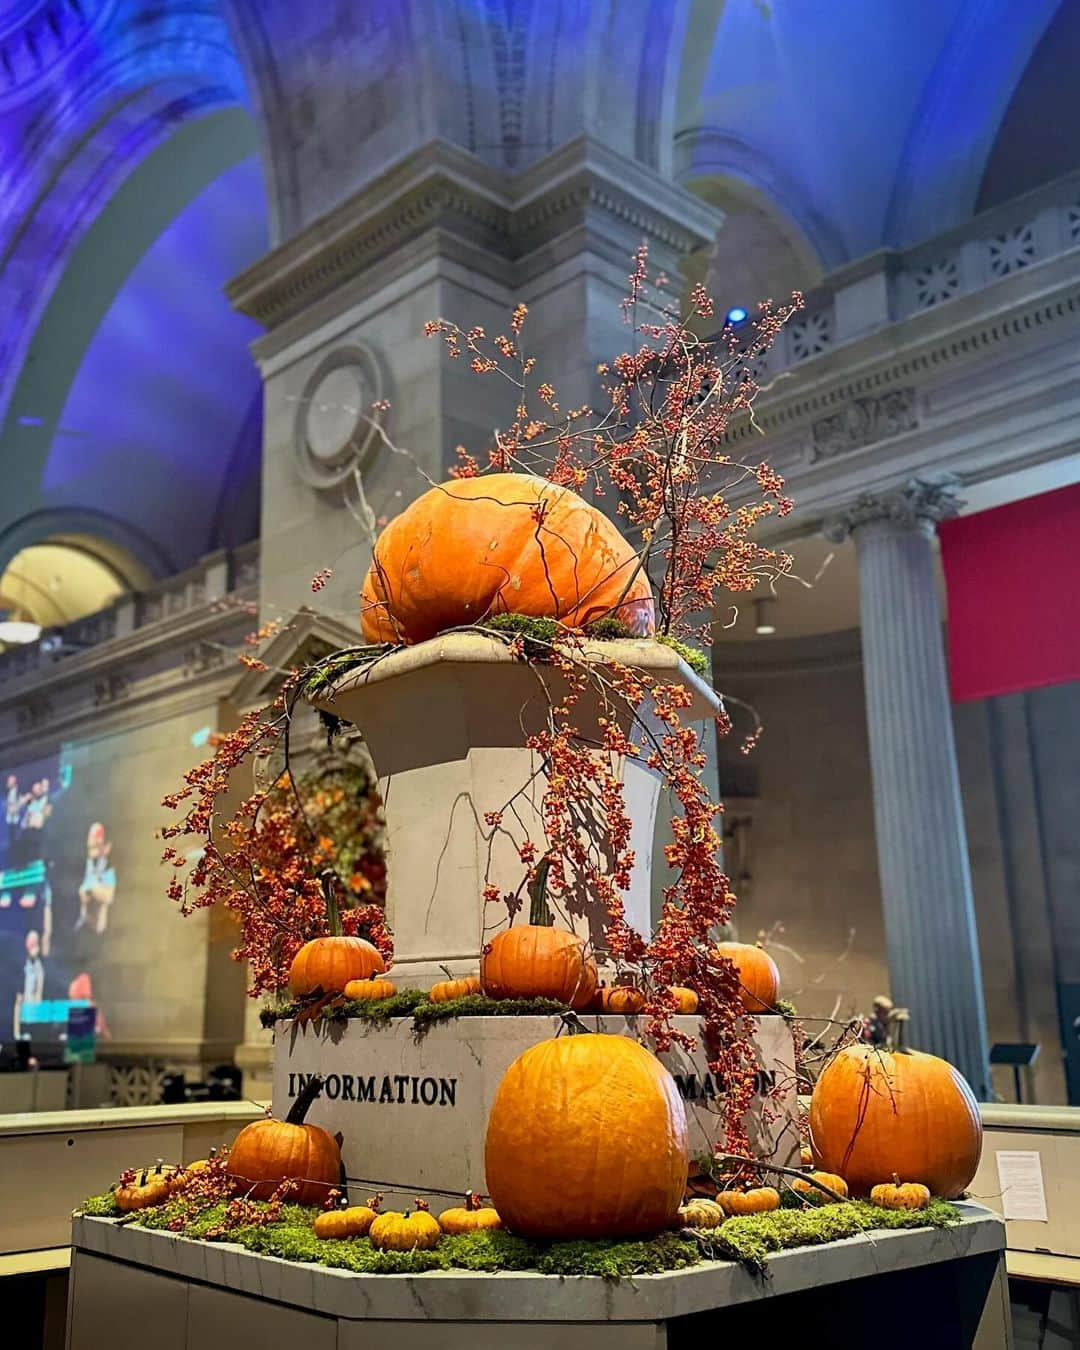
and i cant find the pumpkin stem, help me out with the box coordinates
[528,855,553,926]
[321,871,343,938]
[286,1074,324,1125]
[465,1190,482,1211]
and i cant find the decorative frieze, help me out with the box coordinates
[810,388,918,462]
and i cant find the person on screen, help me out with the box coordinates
[13,929,44,1040]
[5,774,21,849]
[68,971,111,1040]
[75,822,117,934]
[21,780,50,832]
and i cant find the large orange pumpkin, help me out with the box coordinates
[809,1045,982,1199]
[485,1032,688,1239]
[290,935,386,997]
[480,857,598,1009]
[360,472,655,644]
[714,941,779,1014]
[228,1076,341,1206]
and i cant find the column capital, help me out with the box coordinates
[822,475,964,543]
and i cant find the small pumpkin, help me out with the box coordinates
[484,1031,688,1239]
[791,1171,849,1203]
[668,986,699,1014]
[809,1044,982,1199]
[114,1164,177,1212]
[227,1076,340,1206]
[369,1201,443,1251]
[314,1205,380,1239]
[290,879,387,997]
[481,859,598,1009]
[716,1187,781,1216]
[438,1191,503,1234]
[677,1197,725,1229]
[714,941,780,1014]
[598,984,646,1015]
[360,471,655,644]
[429,974,482,1003]
[343,976,397,1001]
[870,1180,931,1211]
[800,1144,814,1167]
[168,1155,215,1194]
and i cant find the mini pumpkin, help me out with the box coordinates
[314,1205,380,1239]
[369,1202,443,1251]
[114,1164,178,1212]
[598,984,646,1015]
[716,1187,781,1216]
[870,1180,931,1211]
[343,976,397,1001]
[677,1197,725,1229]
[291,935,386,997]
[360,471,655,644]
[668,986,699,1014]
[713,941,780,1014]
[438,1191,503,1234]
[791,1170,849,1203]
[429,974,482,1003]
[800,1144,814,1167]
[227,1076,340,1206]
[481,859,598,1009]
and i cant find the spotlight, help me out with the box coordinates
[725,306,749,327]
[0,620,42,645]
[753,597,776,636]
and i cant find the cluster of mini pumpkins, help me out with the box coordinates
[312,1191,501,1250]
[112,1157,215,1212]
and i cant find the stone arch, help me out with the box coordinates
[884,0,1063,244]
[0,508,172,582]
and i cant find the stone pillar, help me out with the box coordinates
[826,479,991,1096]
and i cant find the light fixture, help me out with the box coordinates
[753,597,776,636]
[725,306,749,327]
[0,619,42,644]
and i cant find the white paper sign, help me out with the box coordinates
[996,1149,1048,1221]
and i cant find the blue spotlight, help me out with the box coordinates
[725,307,749,327]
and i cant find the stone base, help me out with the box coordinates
[271,1013,800,1210]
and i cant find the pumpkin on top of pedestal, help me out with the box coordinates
[484,1030,688,1239]
[481,858,598,1009]
[228,1076,340,1207]
[290,879,386,997]
[809,1044,982,1198]
[713,941,780,1014]
[360,471,655,645]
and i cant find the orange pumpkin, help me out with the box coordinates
[870,1181,931,1211]
[481,859,597,1009]
[360,472,655,644]
[290,935,386,997]
[343,976,397,1001]
[714,941,779,1014]
[810,1045,982,1199]
[438,1192,503,1234]
[791,1170,849,1203]
[716,1187,781,1216]
[429,975,482,1003]
[314,1205,379,1239]
[369,1204,443,1251]
[597,985,646,1014]
[668,986,699,1014]
[114,1165,178,1212]
[228,1077,340,1206]
[485,1032,688,1239]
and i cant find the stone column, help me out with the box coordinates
[826,479,991,1096]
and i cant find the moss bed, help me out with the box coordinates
[260,991,572,1031]
[76,1192,960,1279]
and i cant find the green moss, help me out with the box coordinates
[582,616,636,640]
[410,993,569,1029]
[441,1230,541,1271]
[327,988,428,1024]
[537,1232,701,1279]
[709,1199,960,1272]
[77,1193,122,1218]
[773,997,798,1019]
[654,633,710,677]
[299,648,391,696]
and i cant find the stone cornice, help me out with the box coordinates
[229,136,723,331]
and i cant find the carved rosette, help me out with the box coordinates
[823,476,964,543]
[293,344,385,493]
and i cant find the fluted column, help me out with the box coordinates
[826,479,991,1096]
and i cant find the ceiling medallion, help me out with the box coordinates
[293,344,386,492]
[0,0,113,110]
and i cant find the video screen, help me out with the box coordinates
[1,748,112,1059]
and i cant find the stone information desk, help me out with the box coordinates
[66,1206,1012,1349]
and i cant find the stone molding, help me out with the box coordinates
[228,136,722,330]
[810,388,918,462]
[0,0,112,110]
[823,476,964,543]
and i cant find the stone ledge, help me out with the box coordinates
[71,1204,1003,1322]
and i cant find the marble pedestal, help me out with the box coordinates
[67,1209,1012,1349]
[310,633,718,987]
[271,1013,799,1212]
